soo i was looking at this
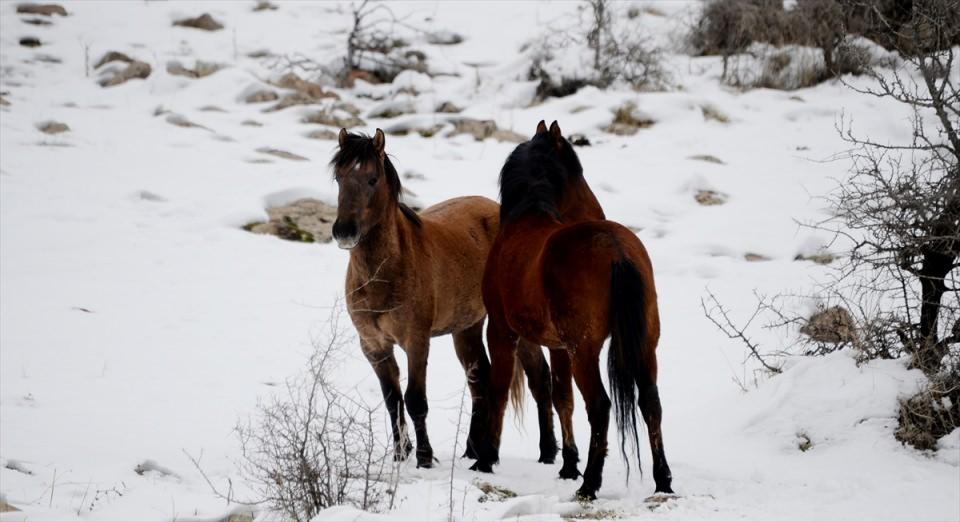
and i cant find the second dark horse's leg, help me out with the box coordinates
[638,379,674,494]
[404,337,435,468]
[570,348,611,501]
[471,317,517,472]
[362,341,412,461]
[517,340,558,464]
[550,349,581,479]
[452,321,491,460]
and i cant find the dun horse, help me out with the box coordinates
[475,121,673,499]
[332,129,558,468]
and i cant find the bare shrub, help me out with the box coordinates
[236,304,398,521]
[896,366,960,450]
[527,0,669,101]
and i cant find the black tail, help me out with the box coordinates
[608,259,648,480]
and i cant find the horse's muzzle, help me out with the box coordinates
[332,219,360,250]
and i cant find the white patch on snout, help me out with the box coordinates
[336,235,360,250]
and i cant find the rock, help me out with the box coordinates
[800,306,857,344]
[165,114,206,129]
[795,253,835,265]
[94,51,133,69]
[99,60,151,87]
[306,129,338,140]
[436,101,460,113]
[744,253,770,262]
[491,129,526,144]
[19,37,41,47]
[701,104,730,123]
[368,99,415,119]
[0,96,9,107]
[245,90,279,103]
[694,190,727,206]
[246,49,273,59]
[166,60,223,79]
[266,91,338,112]
[273,72,332,99]
[302,108,364,128]
[688,154,725,164]
[387,123,444,138]
[342,69,379,87]
[605,102,655,136]
[426,30,464,45]
[38,121,69,134]
[256,147,308,161]
[173,13,223,31]
[244,199,337,243]
[241,119,263,127]
[568,133,590,146]
[33,54,61,64]
[21,17,52,25]
[16,3,67,16]
[0,500,20,512]
[263,73,338,111]
[449,119,496,140]
[199,105,226,112]
[252,0,277,11]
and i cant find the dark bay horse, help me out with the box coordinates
[475,121,673,499]
[331,129,558,468]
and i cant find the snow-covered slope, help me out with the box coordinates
[1,1,957,521]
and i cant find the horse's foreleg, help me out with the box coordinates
[570,349,610,501]
[471,318,516,473]
[403,338,435,468]
[452,321,491,460]
[637,375,673,494]
[550,348,581,479]
[362,342,411,461]
[517,340,558,464]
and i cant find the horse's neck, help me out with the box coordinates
[560,177,605,222]
[349,208,410,283]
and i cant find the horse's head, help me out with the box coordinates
[330,128,399,250]
[499,120,593,223]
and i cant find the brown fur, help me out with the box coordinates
[474,121,673,499]
[334,129,556,467]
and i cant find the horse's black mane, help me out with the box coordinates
[498,132,583,223]
[331,132,421,226]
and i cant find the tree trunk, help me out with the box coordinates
[915,249,953,371]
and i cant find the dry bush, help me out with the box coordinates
[896,366,960,450]
[527,0,669,101]
[236,305,399,521]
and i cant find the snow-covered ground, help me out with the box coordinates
[1,1,957,520]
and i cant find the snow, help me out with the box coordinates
[1,1,958,521]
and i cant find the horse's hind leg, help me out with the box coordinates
[452,321,491,460]
[361,341,412,461]
[637,361,674,494]
[403,336,435,468]
[517,340,558,464]
[550,349,581,479]
[570,347,611,500]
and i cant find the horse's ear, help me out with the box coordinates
[549,120,563,149]
[338,128,348,148]
[535,120,548,136]
[373,128,385,155]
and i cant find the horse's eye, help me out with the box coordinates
[368,177,377,186]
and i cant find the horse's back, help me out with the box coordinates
[421,195,499,244]
[417,196,500,335]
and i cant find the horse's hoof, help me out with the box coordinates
[538,444,558,464]
[469,460,494,473]
[655,484,675,495]
[558,466,582,480]
[416,459,434,469]
[575,487,598,502]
